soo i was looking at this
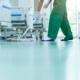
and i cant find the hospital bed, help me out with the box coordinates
[11,7,32,37]
[11,7,49,40]
[0,0,12,39]
[28,12,49,39]
[25,8,49,40]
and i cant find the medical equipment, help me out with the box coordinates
[6,7,48,42]
[11,7,33,37]
[11,7,27,35]
[6,6,34,41]
[0,0,11,38]
[20,8,46,39]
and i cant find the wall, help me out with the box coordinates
[0,0,3,1]
[32,0,39,12]
[18,0,32,8]
[10,0,32,7]
[11,0,18,6]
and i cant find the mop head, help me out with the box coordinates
[6,37,36,42]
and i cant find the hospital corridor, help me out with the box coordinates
[0,0,80,80]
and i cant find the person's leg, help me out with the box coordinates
[47,0,66,40]
[60,8,73,41]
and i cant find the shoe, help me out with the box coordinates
[61,38,73,41]
[41,37,54,41]
[41,39,54,41]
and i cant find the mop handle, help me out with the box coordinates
[21,8,44,38]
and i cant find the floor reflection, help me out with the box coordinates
[0,40,79,80]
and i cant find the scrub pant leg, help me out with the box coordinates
[48,0,73,40]
[60,9,73,40]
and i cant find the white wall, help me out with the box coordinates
[11,0,18,6]
[18,0,32,8]
[10,0,32,7]
[0,0,2,1]
[32,0,39,12]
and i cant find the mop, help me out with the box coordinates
[6,8,44,42]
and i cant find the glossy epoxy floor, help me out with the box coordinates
[0,39,80,80]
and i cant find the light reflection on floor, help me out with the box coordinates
[0,39,79,80]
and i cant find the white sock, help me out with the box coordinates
[42,37,52,40]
